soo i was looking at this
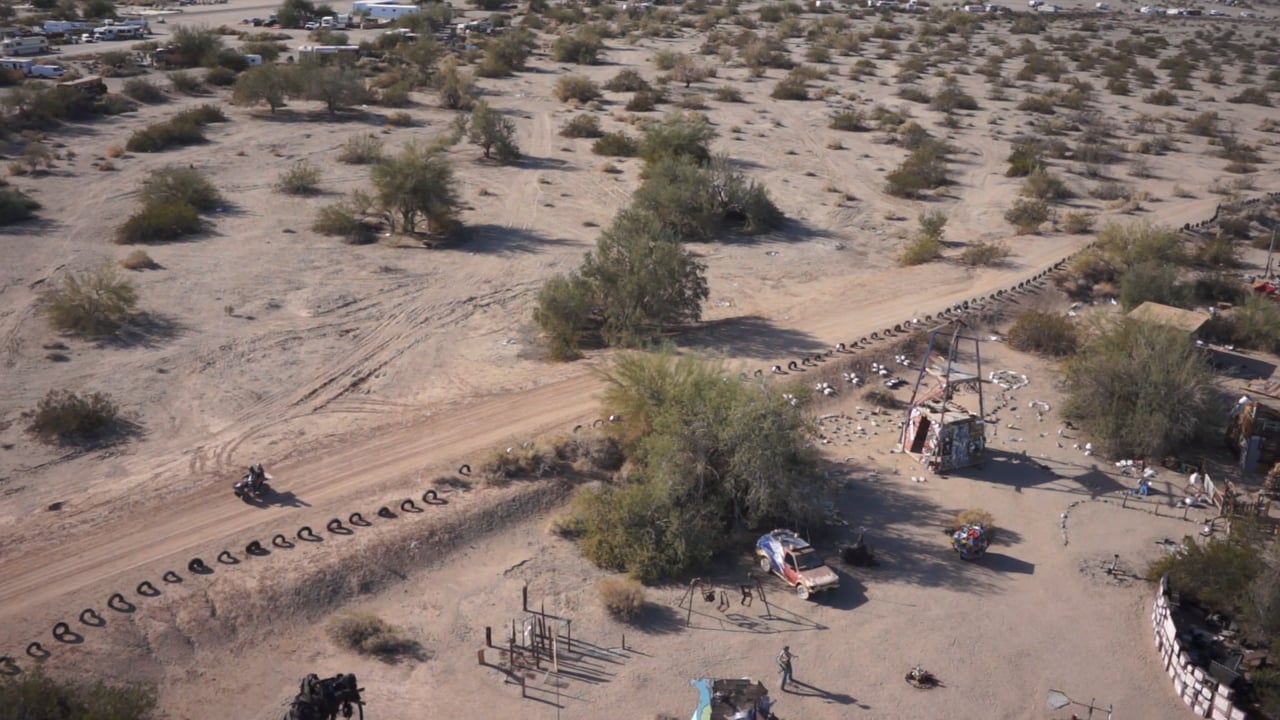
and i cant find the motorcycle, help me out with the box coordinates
[905,665,939,689]
[233,464,271,500]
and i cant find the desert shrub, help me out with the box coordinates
[1095,220,1184,269]
[27,389,121,443]
[632,157,782,241]
[713,85,744,102]
[551,28,604,64]
[119,250,158,270]
[42,263,138,336]
[592,131,638,157]
[637,112,715,166]
[168,70,205,94]
[1148,537,1262,636]
[461,100,520,162]
[338,134,384,164]
[1004,198,1050,234]
[959,241,1010,267]
[554,75,601,104]
[126,118,205,153]
[1144,88,1178,106]
[0,671,157,719]
[1017,94,1056,114]
[1222,294,1280,354]
[561,113,603,138]
[1061,211,1095,234]
[1229,86,1271,106]
[626,89,662,112]
[1021,167,1070,201]
[1195,234,1239,268]
[477,445,547,484]
[829,109,868,132]
[955,508,995,531]
[115,201,201,244]
[326,611,418,658]
[1184,110,1219,136]
[277,160,321,195]
[122,78,167,103]
[930,82,978,112]
[604,68,651,92]
[204,66,238,86]
[370,141,460,236]
[596,576,646,621]
[1063,318,1215,458]
[770,75,809,101]
[313,201,375,244]
[897,85,931,104]
[175,104,227,125]
[885,139,949,198]
[899,233,941,266]
[0,184,40,225]
[139,166,222,212]
[1007,310,1078,357]
[1089,182,1135,202]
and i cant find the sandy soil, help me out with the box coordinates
[1,2,1279,718]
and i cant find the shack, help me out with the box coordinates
[1227,397,1280,473]
[901,364,986,473]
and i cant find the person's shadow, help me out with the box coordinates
[785,680,869,709]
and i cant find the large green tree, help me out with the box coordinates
[1062,318,1216,458]
[370,142,459,235]
[296,61,367,115]
[230,64,296,114]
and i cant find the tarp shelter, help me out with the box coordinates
[1127,301,1209,336]
[1228,396,1280,472]
[690,678,773,720]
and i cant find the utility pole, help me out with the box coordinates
[1266,224,1277,279]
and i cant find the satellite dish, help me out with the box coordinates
[1046,689,1071,710]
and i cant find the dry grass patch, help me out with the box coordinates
[119,250,159,270]
[596,576,646,621]
[326,611,421,660]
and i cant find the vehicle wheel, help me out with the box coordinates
[758,556,772,573]
[795,584,811,601]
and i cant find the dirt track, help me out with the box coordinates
[0,193,1226,652]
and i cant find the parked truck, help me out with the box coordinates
[0,36,50,56]
[755,529,840,600]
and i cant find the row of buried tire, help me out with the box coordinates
[1182,192,1280,232]
[739,192,1280,387]
[0,482,463,676]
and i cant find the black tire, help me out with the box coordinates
[377,506,395,519]
[272,533,293,549]
[401,499,420,512]
[423,489,440,504]
[108,593,135,613]
[216,550,238,564]
[79,608,104,627]
[25,642,46,659]
[246,540,266,555]
[187,558,210,574]
[327,518,344,532]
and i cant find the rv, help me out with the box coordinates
[0,36,49,56]
[366,3,423,18]
[297,44,361,58]
[93,25,145,41]
[0,57,33,74]
[43,19,93,35]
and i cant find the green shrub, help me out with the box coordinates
[770,75,808,100]
[276,160,322,195]
[126,119,205,153]
[1004,198,1050,234]
[551,28,603,64]
[1007,310,1078,357]
[899,232,942,266]
[0,184,40,225]
[313,202,375,244]
[554,74,602,103]
[884,140,949,198]
[27,389,121,443]
[122,78,167,103]
[0,671,157,719]
[712,85,744,102]
[204,66,238,86]
[637,112,715,166]
[597,576,646,621]
[592,131,638,157]
[115,201,201,244]
[168,70,205,94]
[326,611,419,658]
[604,68,650,92]
[625,89,662,111]
[338,134,384,164]
[1061,211,1094,234]
[139,166,222,212]
[42,263,138,336]
[560,113,603,138]
[1021,167,1070,201]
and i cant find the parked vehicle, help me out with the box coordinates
[0,36,49,56]
[755,529,840,600]
[29,64,65,78]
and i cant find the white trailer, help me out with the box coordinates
[93,25,144,41]
[366,4,422,18]
[43,19,93,34]
[0,57,33,74]
[0,36,49,56]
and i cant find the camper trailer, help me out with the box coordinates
[0,36,49,56]
[366,3,423,18]
[93,25,145,41]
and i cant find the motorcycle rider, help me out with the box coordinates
[244,464,267,494]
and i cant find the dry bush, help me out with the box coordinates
[0,671,156,719]
[105,144,125,159]
[955,508,995,530]
[122,78,168,104]
[276,160,322,195]
[770,75,809,101]
[626,89,662,112]
[561,113,603,138]
[1060,211,1094,234]
[596,576,646,621]
[27,389,121,443]
[1004,198,1050,234]
[592,131,638,157]
[119,249,158,270]
[863,387,901,409]
[1007,310,1078,357]
[555,74,603,103]
[477,445,548,485]
[43,263,138,336]
[313,201,376,245]
[605,69,651,93]
[959,241,1010,267]
[326,611,419,659]
[338,134,384,164]
[116,201,201,244]
[713,85,744,102]
[546,511,585,538]
[899,233,942,266]
[829,109,868,132]
[386,111,412,127]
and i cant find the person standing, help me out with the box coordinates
[776,646,795,691]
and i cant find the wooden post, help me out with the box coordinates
[477,649,485,665]
[522,584,529,612]
[485,626,493,648]
[520,675,527,698]
[757,580,772,619]
[552,632,559,673]
[565,619,572,653]
[621,633,626,651]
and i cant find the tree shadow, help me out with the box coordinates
[723,217,833,246]
[517,155,574,171]
[633,602,684,635]
[97,312,186,349]
[1210,348,1276,380]
[452,223,575,254]
[252,108,391,126]
[0,216,60,237]
[676,315,827,361]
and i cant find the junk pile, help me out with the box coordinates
[951,523,989,560]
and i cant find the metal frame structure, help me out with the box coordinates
[900,323,988,473]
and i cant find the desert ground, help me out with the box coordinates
[2,0,1280,717]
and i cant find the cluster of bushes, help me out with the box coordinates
[566,352,822,582]
[326,611,419,659]
[231,61,369,115]
[534,113,784,358]
[1,83,132,134]
[1007,310,1078,357]
[0,671,156,719]
[126,104,226,153]
[116,166,221,244]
